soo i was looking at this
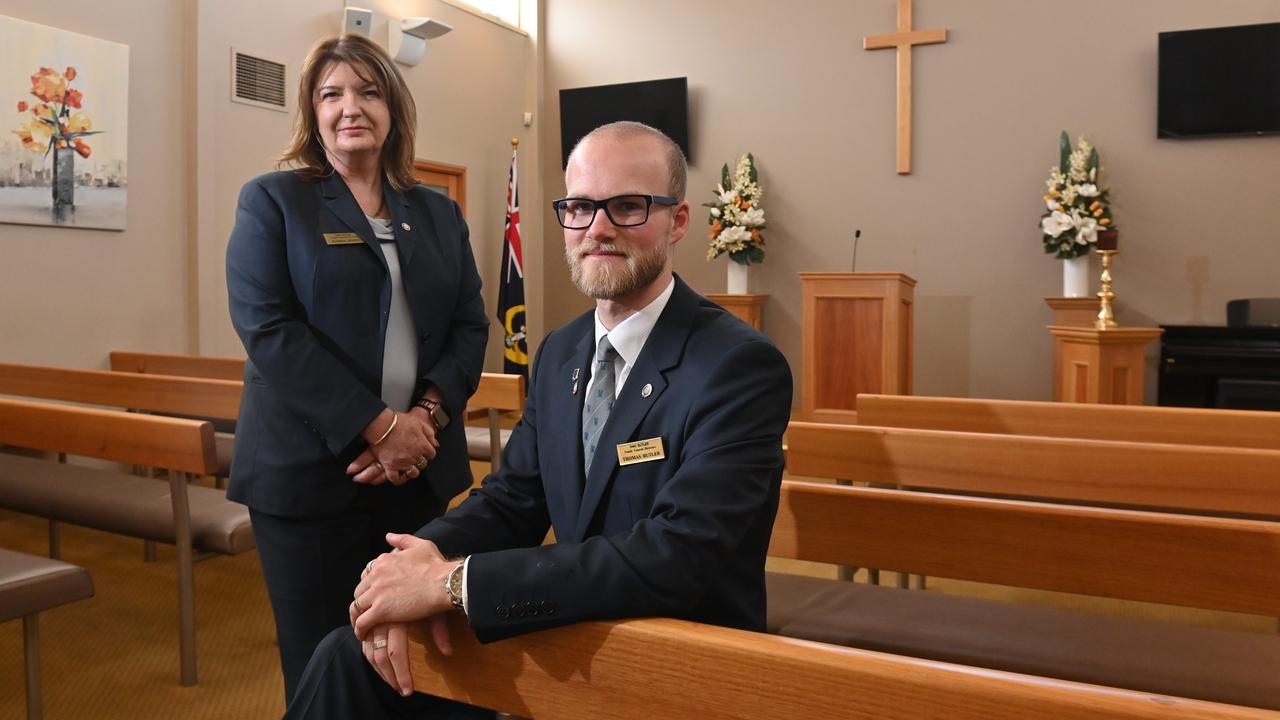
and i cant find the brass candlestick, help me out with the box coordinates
[1095,249,1118,329]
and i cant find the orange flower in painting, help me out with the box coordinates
[65,66,77,81]
[73,138,91,158]
[30,67,67,104]
[64,89,83,109]
[17,101,27,112]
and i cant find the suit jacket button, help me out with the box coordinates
[495,605,509,620]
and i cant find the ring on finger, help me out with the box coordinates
[374,460,385,474]
[364,559,374,574]
[353,596,364,612]
[415,456,428,470]
[372,638,388,650]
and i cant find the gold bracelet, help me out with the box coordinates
[372,413,398,447]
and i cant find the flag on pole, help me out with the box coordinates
[498,142,528,378]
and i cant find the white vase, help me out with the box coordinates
[1062,255,1090,298]
[726,260,749,294]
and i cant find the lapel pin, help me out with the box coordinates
[641,383,653,397]
[401,222,411,231]
[571,368,580,395]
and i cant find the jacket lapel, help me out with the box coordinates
[321,172,386,268]
[572,277,698,541]
[384,184,416,268]
[555,327,595,539]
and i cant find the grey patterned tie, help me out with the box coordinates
[582,335,618,473]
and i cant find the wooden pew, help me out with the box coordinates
[109,350,245,381]
[0,361,241,494]
[765,482,1280,709]
[786,421,1280,517]
[855,394,1280,451]
[403,615,1273,720]
[0,398,254,686]
[0,362,241,421]
[400,482,1280,717]
[465,373,526,472]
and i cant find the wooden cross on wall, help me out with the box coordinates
[864,0,948,175]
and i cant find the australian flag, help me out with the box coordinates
[498,145,528,379]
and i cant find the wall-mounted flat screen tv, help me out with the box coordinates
[559,77,690,168]
[1158,22,1280,138]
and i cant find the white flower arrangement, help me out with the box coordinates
[705,153,766,264]
[1040,131,1116,259]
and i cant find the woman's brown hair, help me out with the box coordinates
[279,34,418,191]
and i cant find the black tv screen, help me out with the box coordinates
[559,77,690,167]
[1158,22,1280,138]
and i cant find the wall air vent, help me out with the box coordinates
[231,49,287,112]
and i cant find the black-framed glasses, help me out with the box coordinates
[551,194,678,230]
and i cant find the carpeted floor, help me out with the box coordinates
[2,467,1273,719]
[0,507,285,719]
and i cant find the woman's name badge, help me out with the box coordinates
[616,437,665,466]
[323,232,362,245]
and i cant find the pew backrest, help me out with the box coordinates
[786,421,1280,517]
[0,362,241,421]
[405,613,1275,720]
[856,394,1280,451]
[471,372,526,413]
[770,480,1280,617]
[109,351,246,382]
[0,396,217,475]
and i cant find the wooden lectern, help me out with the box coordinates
[800,272,915,423]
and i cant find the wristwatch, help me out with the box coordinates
[445,559,466,612]
[414,397,450,430]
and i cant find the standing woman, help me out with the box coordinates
[226,34,487,703]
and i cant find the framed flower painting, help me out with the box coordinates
[1,15,129,230]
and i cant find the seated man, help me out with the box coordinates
[286,121,793,719]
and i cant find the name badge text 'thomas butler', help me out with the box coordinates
[616,437,665,466]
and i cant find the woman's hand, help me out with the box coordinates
[348,409,439,485]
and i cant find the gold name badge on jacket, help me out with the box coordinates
[617,437,665,466]
[323,232,362,246]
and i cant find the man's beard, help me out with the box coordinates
[565,239,668,300]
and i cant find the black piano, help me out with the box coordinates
[1159,300,1280,411]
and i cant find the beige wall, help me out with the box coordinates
[0,0,191,368]
[6,1,1277,404]
[539,0,1280,402]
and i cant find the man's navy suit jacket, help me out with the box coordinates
[419,276,792,642]
[225,170,488,518]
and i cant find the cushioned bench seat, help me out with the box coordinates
[0,548,94,623]
[2,548,95,719]
[767,572,1280,710]
[0,454,253,555]
[466,426,512,463]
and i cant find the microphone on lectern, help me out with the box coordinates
[851,229,862,272]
